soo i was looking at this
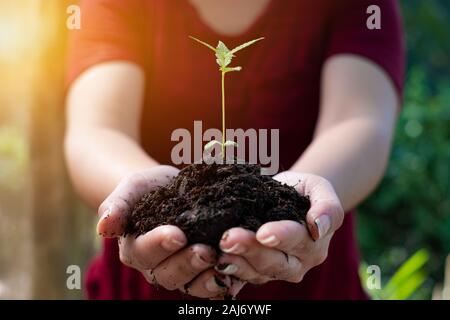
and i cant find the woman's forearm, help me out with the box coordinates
[65,127,158,208]
[291,55,399,212]
[65,62,154,208]
[290,116,394,212]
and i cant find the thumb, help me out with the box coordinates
[297,175,344,241]
[97,199,129,238]
[97,167,178,238]
[306,199,344,241]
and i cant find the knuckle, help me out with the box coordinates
[133,255,151,270]
[294,239,307,252]
[155,275,179,291]
[319,199,338,213]
[126,246,154,270]
[153,266,187,291]
[254,259,276,275]
[257,258,289,279]
[294,242,312,258]
[156,263,199,291]
[176,261,197,278]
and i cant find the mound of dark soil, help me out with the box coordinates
[125,163,310,248]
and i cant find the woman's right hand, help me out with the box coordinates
[96,165,234,299]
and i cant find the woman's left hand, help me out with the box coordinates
[216,171,344,296]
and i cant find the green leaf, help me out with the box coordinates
[230,37,265,54]
[216,41,230,53]
[189,36,216,52]
[215,41,233,68]
[204,140,222,152]
[191,36,264,70]
[385,271,427,300]
[383,249,429,299]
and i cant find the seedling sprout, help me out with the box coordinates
[189,36,264,159]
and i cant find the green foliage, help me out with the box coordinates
[383,249,429,300]
[358,0,450,299]
[361,250,430,300]
[190,36,264,73]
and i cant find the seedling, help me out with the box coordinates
[127,36,311,255]
[189,36,264,159]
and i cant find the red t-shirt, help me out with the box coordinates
[67,0,404,299]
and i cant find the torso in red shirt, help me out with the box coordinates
[68,0,404,299]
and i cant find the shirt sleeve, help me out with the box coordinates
[325,0,406,96]
[66,0,147,87]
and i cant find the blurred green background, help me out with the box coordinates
[358,0,450,299]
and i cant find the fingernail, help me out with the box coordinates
[259,235,280,247]
[191,252,212,269]
[161,237,185,251]
[221,243,246,254]
[215,263,238,275]
[315,215,331,239]
[205,276,227,293]
[96,208,111,235]
[221,231,229,241]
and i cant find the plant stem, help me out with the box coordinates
[221,71,226,159]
